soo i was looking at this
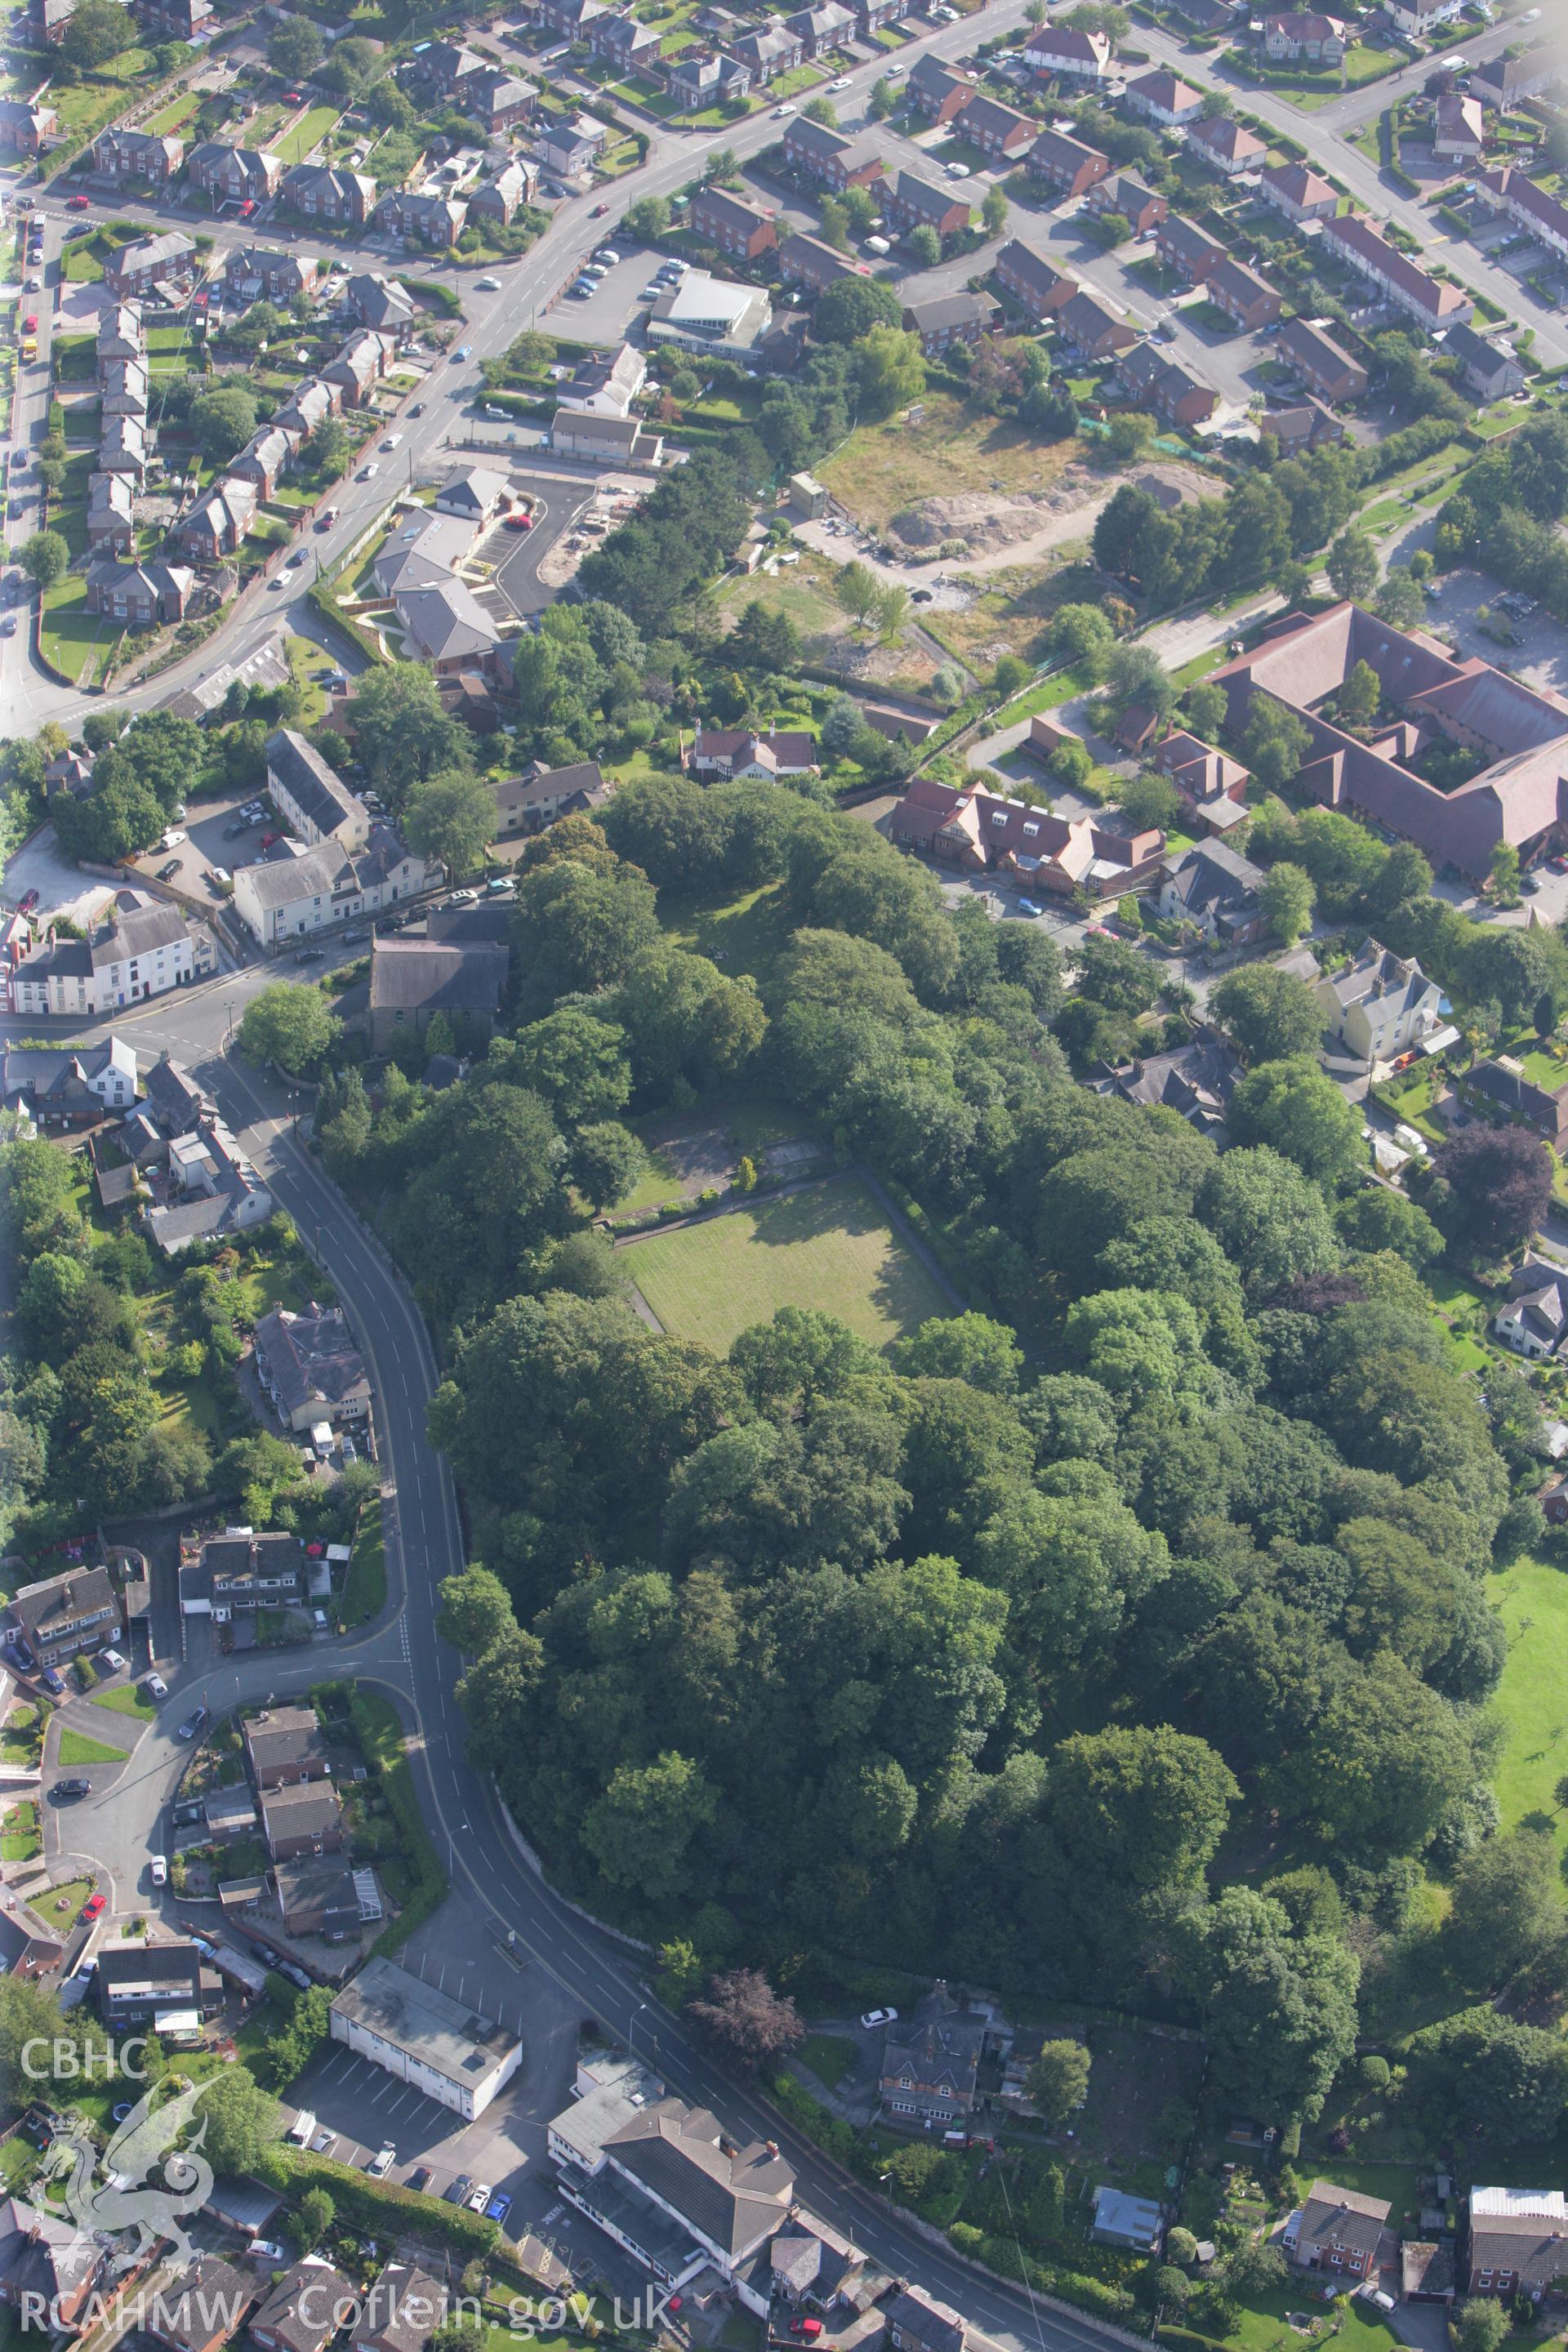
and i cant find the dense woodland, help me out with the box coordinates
[305,777,1568,2136]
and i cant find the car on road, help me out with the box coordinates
[453,344,472,361]
[831,73,850,87]
[446,2176,473,2205]
[150,1856,167,1887]
[178,1705,209,1741]
[157,858,181,882]
[358,461,379,480]
[408,2167,433,2194]
[368,2149,396,2179]
[449,887,479,904]
[68,193,90,208]
[315,506,339,530]
[381,432,401,451]
[53,1778,90,1800]
[295,945,325,963]
[466,2184,492,2214]
[81,1895,105,1923]
[946,159,969,176]
[409,401,425,416]
[1018,899,1044,916]
[17,889,39,915]
[341,926,368,944]
[486,2194,512,2227]
[22,316,36,335]
[861,2006,898,2028]
[145,1674,167,1699]
[773,101,795,115]
[591,199,609,215]
[287,548,306,567]
[0,617,15,637]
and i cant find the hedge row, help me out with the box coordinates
[265,2148,500,2256]
[397,275,463,318]
[348,1687,448,1958]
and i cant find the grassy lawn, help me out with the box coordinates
[817,393,1080,533]
[623,1175,948,1353]
[1,1802,39,1864]
[658,878,797,1000]
[34,1877,96,1930]
[341,1494,385,1626]
[274,104,341,166]
[1485,1554,1568,1856]
[38,575,117,689]
[1191,2284,1405,2352]
[796,2032,857,2089]
[91,1685,155,1722]
[0,1704,42,1768]
[56,1728,131,1767]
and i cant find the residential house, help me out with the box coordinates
[460,66,536,132]
[902,292,998,358]
[550,412,664,465]
[1261,395,1344,451]
[0,2201,109,2328]
[91,127,184,183]
[251,2263,358,2352]
[906,56,976,123]
[187,142,283,205]
[1468,53,1554,110]
[880,2005,986,2127]
[183,1530,304,1620]
[96,414,147,483]
[1263,9,1346,60]
[87,471,136,556]
[1055,287,1138,359]
[1384,0,1461,33]
[275,1858,367,1940]
[100,356,148,419]
[13,893,194,1016]
[889,777,1163,898]
[885,2292,966,2352]
[274,380,339,443]
[536,118,608,176]
[994,238,1078,320]
[261,1781,345,1864]
[148,1113,272,1251]
[278,164,376,225]
[1155,214,1225,281]
[1290,2183,1391,2282]
[254,1305,370,1432]
[1466,2191,1568,2300]
[783,0,854,53]
[959,93,1035,162]
[1401,2245,1457,2305]
[1276,314,1369,401]
[1125,69,1205,126]
[347,2265,448,2352]
[85,559,193,628]
[323,328,395,407]
[1322,212,1472,329]
[175,477,258,563]
[692,185,778,260]
[883,171,971,241]
[266,728,368,849]
[411,35,484,88]
[228,425,296,503]
[104,231,194,296]
[225,243,316,301]
[0,100,55,155]
[1433,91,1485,160]
[778,230,866,292]
[97,305,145,370]
[1205,254,1281,331]
[1116,340,1218,427]
[1091,2189,1164,2254]
[1461,1056,1568,1148]
[858,0,908,32]
[588,9,662,68]
[376,190,466,246]
[488,760,611,834]
[145,2257,256,2352]
[667,50,753,109]
[1187,115,1267,175]
[1442,320,1526,400]
[537,0,610,35]
[367,935,509,1052]
[1027,24,1114,80]
[1493,1261,1568,1361]
[688,728,817,779]
[372,510,484,596]
[470,158,535,225]
[1158,840,1267,943]
[43,745,95,798]
[139,0,212,37]
[244,1704,336,1788]
[782,117,884,191]
[1100,1036,1241,1135]
[1476,170,1568,265]
[1315,941,1445,1067]
[233,829,426,949]
[1260,159,1337,221]
[728,22,802,82]
[96,1941,219,2034]
[1026,126,1111,201]
[1085,173,1167,234]
[23,0,72,42]
[6,1566,122,1671]
[394,578,506,675]
[435,465,514,523]
[345,272,416,336]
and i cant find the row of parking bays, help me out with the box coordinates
[287,2046,514,2221]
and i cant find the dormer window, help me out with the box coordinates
[991,811,1008,828]
[1022,822,1040,837]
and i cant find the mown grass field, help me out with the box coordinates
[1486,1553,1568,1854]
[623,1176,947,1353]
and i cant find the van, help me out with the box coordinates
[865,235,890,256]
[287,2112,317,2147]
[310,1423,333,1460]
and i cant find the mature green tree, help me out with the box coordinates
[806,273,903,346]
[19,532,68,593]
[506,1009,632,1127]
[62,0,131,63]
[189,385,261,461]
[1227,1058,1362,1185]
[267,14,324,74]
[1243,693,1312,794]
[1411,2005,1568,2142]
[296,2189,335,2251]
[348,662,473,809]
[583,1750,719,1902]
[1211,964,1324,1063]
[1261,861,1315,945]
[1326,528,1378,602]
[1445,1828,1562,1990]
[890,1314,1023,1395]
[402,768,496,881]
[687,1968,804,2069]
[1197,1147,1339,1294]
[1050,603,1115,663]
[1183,679,1229,742]
[1338,658,1381,728]
[513,849,661,1009]
[570,1121,644,1209]
[1453,2306,1511,2352]
[435,1564,518,1655]
[237,983,341,1078]
[1026,2039,1092,2124]
[196,2065,281,2174]
[1183,1886,1359,2123]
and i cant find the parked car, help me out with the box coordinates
[504,511,532,530]
[16,889,39,915]
[312,2131,336,2155]
[99,1649,127,1673]
[294,945,325,963]
[150,1855,167,1886]
[40,1668,65,1696]
[368,2149,396,2178]
[157,858,180,882]
[81,1894,105,1922]
[446,2176,473,2205]
[1018,897,1044,917]
[486,2193,512,2226]
[206,867,231,890]
[466,2184,492,2214]
[159,829,186,849]
[53,1777,90,1799]
[145,1674,167,1700]
[860,2006,898,2028]
[407,2165,433,2194]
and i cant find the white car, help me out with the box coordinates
[466,2182,492,2213]
[150,1855,167,1887]
[449,887,480,904]
[381,432,401,451]
[99,1648,127,1674]
[476,274,501,290]
[831,73,850,87]
[368,2148,396,2178]
[773,101,796,115]
[946,159,970,176]
[594,247,620,264]
[359,462,379,480]
[145,1674,167,1700]
[861,2006,899,2029]
[312,2130,336,2155]
[158,832,185,853]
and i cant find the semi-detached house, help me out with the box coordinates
[994,238,1078,319]
[1478,169,1568,267]
[12,892,194,1016]
[1027,24,1113,78]
[1027,126,1109,200]
[1322,212,1472,329]
[1276,314,1368,402]
[691,185,777,259]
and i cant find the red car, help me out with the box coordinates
[81,1894,105,1922]
[1551,856,1568,875]
[17,889,40,916]
[67,193,91,208]
[283,87,302,100]
[590,200,609,216]
[503,511,532,531]
[23,316,36,334]
[261,831,281,849]
[238,198,255,216]
[790,2323,822,2341]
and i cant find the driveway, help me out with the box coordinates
[483,472,595,619]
